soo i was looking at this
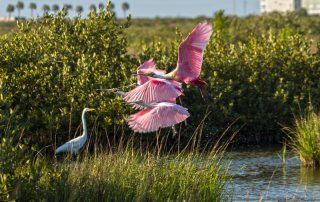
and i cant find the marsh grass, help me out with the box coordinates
[283,109,320,167]
[1,111,233,201]
[56,150,229,202]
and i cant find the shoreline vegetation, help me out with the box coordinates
[1,2,320,199]
[283,104,320,168]
[1,121,232,201]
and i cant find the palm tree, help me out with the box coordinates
[76,5,83,16]
[29,3,37,18]
[63,4,73,12]
[52,4,60,14]
[42,4,50,14]
[98,3,105,10]
[89,4,97,12]
[6,4,15,18]
[111,2,115,10]
[122,2,129,18]
[16,1,24,18]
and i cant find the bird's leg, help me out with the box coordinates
[96,84,136,93]
[178,96,188,126]
[171,126,177,137]
[128,100,155,109]
[198,86,212,103]
[96,87,118,93]
[73,153,77,161]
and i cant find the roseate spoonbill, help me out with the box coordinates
[135,22,212,100]
[136,58,165,85]
[127,100,189,133]
[99,59,183,107]
[125,59,183,105]
[123,79,182,107]
[55,108,95,157]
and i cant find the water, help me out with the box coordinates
[225,148,320,201]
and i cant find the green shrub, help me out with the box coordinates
[0,3,136,147]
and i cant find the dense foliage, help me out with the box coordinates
[0,4,136,148]
[0,7,320,149]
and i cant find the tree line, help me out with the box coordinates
[6,1,130,18]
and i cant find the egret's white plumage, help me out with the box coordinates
[55,108,95,155]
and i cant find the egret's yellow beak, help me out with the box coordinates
[87,108,95,111]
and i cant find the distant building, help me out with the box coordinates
[301,0,320,14]
[0,17,15,22]
[260,0,301,13]
[261,0,320,14]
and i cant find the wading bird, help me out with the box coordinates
[127,100,189,133]
[55,108,95,157]
[135,22,212,99]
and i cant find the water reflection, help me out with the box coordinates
[300,166,320,185]
[224,148,320,201]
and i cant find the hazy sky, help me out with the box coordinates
[0,0,261,18]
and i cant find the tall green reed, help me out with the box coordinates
[283,107,320,167]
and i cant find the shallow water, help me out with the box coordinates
[225,148,320,201]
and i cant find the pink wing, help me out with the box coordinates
[123,79,182,108]
[137,58,166,85]
[175,22,212,82]
[127,103,190,133]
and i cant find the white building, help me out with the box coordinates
[261,0,320,14]
[302,0,320,14]
[260,0,301,13]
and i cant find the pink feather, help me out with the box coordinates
[127,102,190,133]
[175,22,212,83]
[137,58,166,85]
[123,79,182,107]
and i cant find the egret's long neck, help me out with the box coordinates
[82,110,88,137]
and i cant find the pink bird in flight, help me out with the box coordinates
[135,21,212,99]
[123,59,182,107]
[102,22,212,133]
[100,59,181,109]
[127,100,190,133]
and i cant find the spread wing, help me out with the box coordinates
[176,22,212,82]
[123,79,182,108]
[127,103,190,133]
[137,58,166,85]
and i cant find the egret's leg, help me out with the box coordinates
[73,153,77,161]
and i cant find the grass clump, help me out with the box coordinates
[64,151,229,201]
[284,109,320,167]
[0,135,230,201]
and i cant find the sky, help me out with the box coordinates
[0,0,261,19]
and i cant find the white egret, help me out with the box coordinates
[55,108,95,157]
